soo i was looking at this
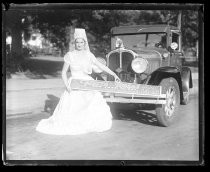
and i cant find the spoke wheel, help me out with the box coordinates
[164,87,176,117]
[156,77,180,127]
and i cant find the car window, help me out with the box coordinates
[112,33,167,49]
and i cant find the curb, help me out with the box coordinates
[6,78,64,92]
[6,108,43,120]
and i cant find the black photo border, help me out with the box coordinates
[2,3,205,166]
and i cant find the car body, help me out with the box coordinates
[98,24,192,126]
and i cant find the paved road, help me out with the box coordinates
[5,94,199,162]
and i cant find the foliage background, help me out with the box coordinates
[4,4,201,73]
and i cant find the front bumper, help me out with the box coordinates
[70,79,166,105]
[103,93,166,104]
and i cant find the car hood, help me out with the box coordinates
[131,47,169,74]
[132,47,168,59]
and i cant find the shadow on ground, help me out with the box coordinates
[109,103,159,126]
[44,94,60,115]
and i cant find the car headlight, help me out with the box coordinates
[92,57,106,73]
[131,57,148,73]
[162,52,169,58]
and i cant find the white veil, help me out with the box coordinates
[70,28,90,51]
[69,28,104,74]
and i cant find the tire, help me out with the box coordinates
[181,78,190,105]
[181,90,190,105]
[155,77,180,127]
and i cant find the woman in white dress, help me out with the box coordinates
[36,28,120,135]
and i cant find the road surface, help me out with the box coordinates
[5,94,199,162]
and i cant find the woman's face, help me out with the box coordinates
[75,38,85,51]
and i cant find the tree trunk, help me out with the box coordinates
[10,11,23,64]
[64,26,75,53]
[11,25,22,58]
[6,10,23,72]
[69,26,75,52]
[177,11,182,30]
[60,42,65,57]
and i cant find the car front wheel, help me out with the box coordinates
[155,77,180,127]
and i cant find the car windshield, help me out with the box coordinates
[112,33,167,49]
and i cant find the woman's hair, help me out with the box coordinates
[75,38,86,43]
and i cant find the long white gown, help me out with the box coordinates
[36,50,112,135]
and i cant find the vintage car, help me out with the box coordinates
[71,24,193,127]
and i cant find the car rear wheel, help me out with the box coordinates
[155,77,180,127]
[181,78,190,105]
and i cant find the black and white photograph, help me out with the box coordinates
[3,3,204,166]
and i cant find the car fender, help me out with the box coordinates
[146,66,184,101]
[146,66,181,85]
[180,66,193,92]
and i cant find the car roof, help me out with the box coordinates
[111,24,180,35]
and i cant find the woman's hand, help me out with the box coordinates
[65,85,71,93]
[114,74,121,82]
[93,59,121,82]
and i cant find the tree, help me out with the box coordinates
[5,9,34,72]
[87,10,138,56]
[181,10,198,50]
[30,9,135,56]
[31,9,95,56]
[4,6,199,69]
[5,10,23,58]
[133,10,199,50]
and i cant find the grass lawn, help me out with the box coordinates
[7,55,199,80]
[7,56,64,79]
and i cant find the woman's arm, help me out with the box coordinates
[93,59,121,82]
[62,62,71,92]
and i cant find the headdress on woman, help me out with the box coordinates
[71,28,90,51]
